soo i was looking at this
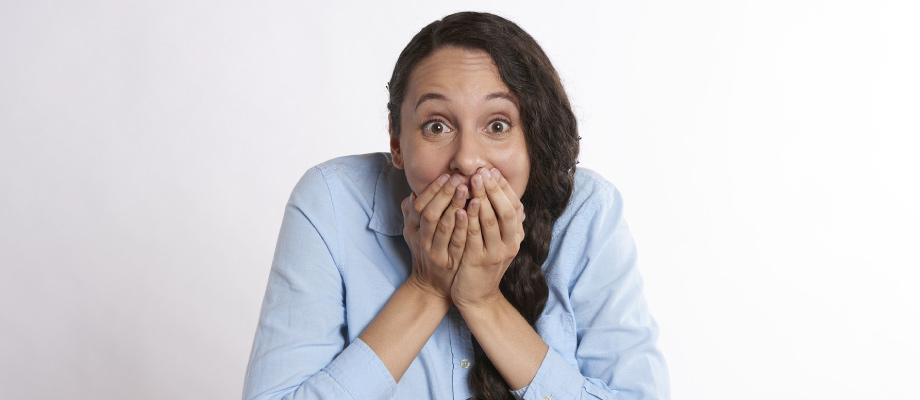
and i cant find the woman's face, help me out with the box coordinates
[390,47,530,198]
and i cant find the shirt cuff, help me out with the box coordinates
[323,338,397,400]
[511,347,586,400]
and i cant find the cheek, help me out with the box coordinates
[403,164,428,195]
[399,136,428,193]
[507,169,530,199]
[495,155,530,198]
[402,153,443,195]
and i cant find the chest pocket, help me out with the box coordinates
[536,313,578,367]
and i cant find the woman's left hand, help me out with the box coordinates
[450,167,525,308]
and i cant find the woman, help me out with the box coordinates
[243,12,669,400]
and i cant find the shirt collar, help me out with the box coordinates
[368,156,410,236]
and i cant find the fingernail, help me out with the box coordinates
[438,174,450,186]
[450,174,461,186]
[470,198,480,212]
[455,185,465,198]
[491,168,501,180]
[481,168,492,181]
[473,175,483,189]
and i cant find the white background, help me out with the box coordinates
[2,1,918,399]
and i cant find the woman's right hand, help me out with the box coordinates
[401,173,470,301]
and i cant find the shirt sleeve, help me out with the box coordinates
[242,167,397,400]
[512,185,670,400]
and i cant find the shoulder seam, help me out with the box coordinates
[313,166,346,277]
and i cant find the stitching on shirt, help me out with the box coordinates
[314,165,346,278]
[320,366,359,400]
[563,183,612,291]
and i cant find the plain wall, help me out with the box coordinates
[1,0,918,399]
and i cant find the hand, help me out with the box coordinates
[401,173,470,301]
[450,167,525,308]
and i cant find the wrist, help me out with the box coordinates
[403,274,453,309]
[454,291,507,315]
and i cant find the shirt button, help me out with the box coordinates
[460,359,470,368]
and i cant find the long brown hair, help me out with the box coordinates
[387,12,580,399]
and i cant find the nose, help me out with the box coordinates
[448,130,487,177]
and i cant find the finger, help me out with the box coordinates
[431,183,468,253]
[483,168,520,245]
[464,197,484,255]
[408,173,447,233]
[473,169,501,250]
[401,196,415,234]
[401,195,409,219]
[418,175,463,248]
[401,196,421,269]
[412,174,451,217]
[492,168,525,223]
[448,208,468,267]
[406,192,420,230]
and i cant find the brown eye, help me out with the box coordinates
[421,120,451,135]
[488,120,510,134]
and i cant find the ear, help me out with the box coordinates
[388,114,404,170]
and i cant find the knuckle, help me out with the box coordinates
[500,210,516,222]
[482,216,498,228]
[436,219,451,234]
[452,196,466,207]
[422,209,440,223]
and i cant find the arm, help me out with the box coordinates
[516,184,670,400]
[243,168,396,400]
[356,279,450,381]
[565,185,670,400]
[359,173,470,381]
[244,169,473,399]
[456,296,549,390]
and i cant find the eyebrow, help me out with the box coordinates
[414,91,518,111]
[415,93,448,111]
[484,92,518,107]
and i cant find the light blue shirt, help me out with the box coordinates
[243,153,669,400]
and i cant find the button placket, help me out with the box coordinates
[448,307,474,400]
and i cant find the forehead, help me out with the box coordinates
[405,47,510,99]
